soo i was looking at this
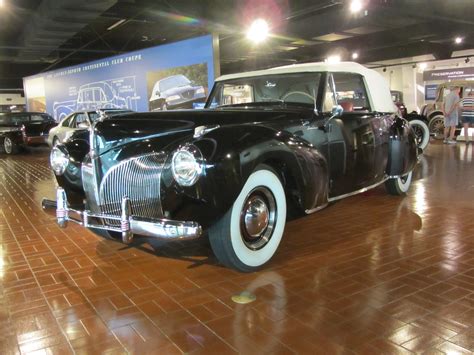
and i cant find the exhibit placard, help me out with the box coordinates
[423,67,474,81]
[23,35,215,120]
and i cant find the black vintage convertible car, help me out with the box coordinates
[44,62,418,272]
[0,111,56,154]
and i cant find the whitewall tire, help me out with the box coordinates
[385,171,413,196]
[409,119,430,151]
[209,165,287,272]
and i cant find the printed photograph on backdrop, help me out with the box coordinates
[147,63,208,111]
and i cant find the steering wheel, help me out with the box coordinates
[281,91,314,102]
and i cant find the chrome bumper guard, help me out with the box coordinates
[42,187,202,244]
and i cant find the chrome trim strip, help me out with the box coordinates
[328,178,388,203]
[305,202,329,215]
[50,187,202,243]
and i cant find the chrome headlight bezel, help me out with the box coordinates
[171,145,204,187]
[50,145,69,176]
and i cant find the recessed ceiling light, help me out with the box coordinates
[455,37,463,44]
[352,52,359,60]
[419,62,427,70]
[350,0,363,13]
[246,19,269,44]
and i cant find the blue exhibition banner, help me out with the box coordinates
[23,35,215,120]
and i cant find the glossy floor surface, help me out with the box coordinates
[1,141,474,354]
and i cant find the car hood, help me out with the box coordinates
[93,107,311,156]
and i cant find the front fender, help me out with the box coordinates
[386,116,418,176]
[54,135,90,193]
[161,125,328,228]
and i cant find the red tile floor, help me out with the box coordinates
[1,141,474,354]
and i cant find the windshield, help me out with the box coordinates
[0,113,30,125]
[159,75,191,92]
[207,73,321,108]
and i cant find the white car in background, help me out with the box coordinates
[47,109,132,147]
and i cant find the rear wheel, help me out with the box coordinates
[385,171,413,196]
[428,115,445,140]
[209,165,287,272]
[3,137,19,155]
[409,119,430,150]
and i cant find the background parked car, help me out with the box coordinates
[391,90,430,150]
[0,112,56,154]
[149,74,206,111]
[421,80,474,139]
[48,109,133,146]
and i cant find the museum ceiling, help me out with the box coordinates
[0,0,473,88]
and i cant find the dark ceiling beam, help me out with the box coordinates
[373,0,474,26]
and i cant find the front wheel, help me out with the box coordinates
[428,115,445,140]
[209,166,287,272]
[385,171,413,196]
[3,137,19,155]
[409,119,430,151]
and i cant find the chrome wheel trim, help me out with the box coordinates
[4,137,12,154]
[240,187,277,251]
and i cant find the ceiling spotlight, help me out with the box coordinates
[350,0,363,13]
[246,19,269,44]
[419,62,427,70]
[352,52,359,60]
[326,55,341,64]
[383,68,387,72]
[466,57,470,63]
[455,37,463,44]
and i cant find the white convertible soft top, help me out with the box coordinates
[216,62,396,113]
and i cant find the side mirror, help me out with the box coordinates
[325,105,343,125]
[331,105,344,118]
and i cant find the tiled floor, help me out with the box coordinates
[1,141,474,354]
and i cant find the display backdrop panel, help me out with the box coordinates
[23,35,215,120]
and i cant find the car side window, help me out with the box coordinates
[30,114,45,122]
[71,113,88,128]
[61,116,73,127]
[332,73,371,112]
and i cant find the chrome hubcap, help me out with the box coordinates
[240,187,277,250]
[244,196,269,237]
[4,138,12,153]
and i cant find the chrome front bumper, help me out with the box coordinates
[42,187,202,244]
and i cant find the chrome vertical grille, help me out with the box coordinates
[98,152,167,226]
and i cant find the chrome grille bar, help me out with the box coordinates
[99,152,166,225]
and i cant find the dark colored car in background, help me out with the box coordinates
[0,112,56,154]
[45,62,418,272]
[149,74,206,111]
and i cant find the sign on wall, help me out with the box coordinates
[23,35,215,120]
[425,84,438,100]
[423,67,474,81]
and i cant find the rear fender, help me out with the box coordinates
[386,116,418,176]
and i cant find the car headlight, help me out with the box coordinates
[50,146,69,176]
[196,87,205,94]
[171,145,203,186]
[166,95,181,102]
